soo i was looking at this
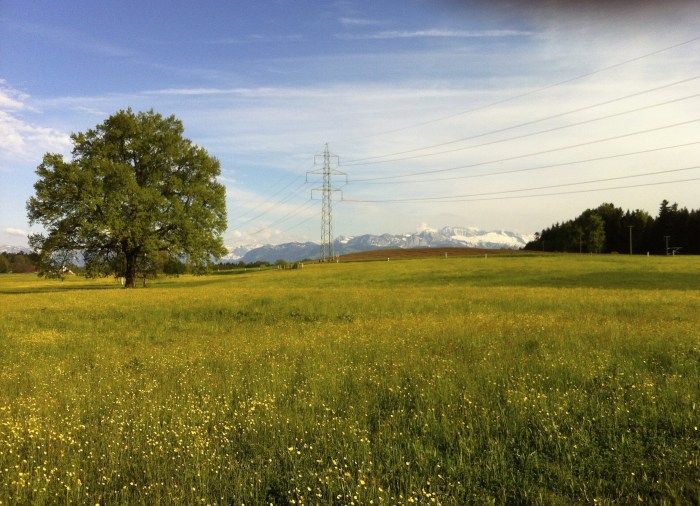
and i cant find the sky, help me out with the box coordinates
[1,0,699,249]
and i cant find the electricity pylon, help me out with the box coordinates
[307,144,346,262]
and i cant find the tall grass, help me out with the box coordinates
[0,255,698,504]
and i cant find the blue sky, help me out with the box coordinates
[1,0,699,249]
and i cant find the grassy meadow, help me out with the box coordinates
[0,255,698,504]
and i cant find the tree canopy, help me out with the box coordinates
[525,201,700,255]
[27,109,227,287]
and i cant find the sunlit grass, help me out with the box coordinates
[0,255,698,504]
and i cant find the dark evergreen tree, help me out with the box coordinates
[524,200,698,255]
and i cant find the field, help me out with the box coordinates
[0,254,698,505]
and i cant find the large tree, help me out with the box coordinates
[27,109,227,287]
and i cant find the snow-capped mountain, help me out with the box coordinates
[0,245,31,254]
[221,244,260,262]
[228,227,535,264]
[226,242,321,264]
[4,227,535,264]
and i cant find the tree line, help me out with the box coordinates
[524,200,700,254]
[0,252,39,274]
[0,255,298,276]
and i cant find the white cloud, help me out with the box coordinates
[0,80,28,110]
[212,34,304,45]
[415,223,436,233]
[339,17,382,26]
[75,105,108,116]
[142,84,475,101]
[0,110,71,161]
[217,175,238,186]
[0,82,71,161]
[226,224,315,248]
[338,28,533,40]
[2,227,28,237]
[3,20,698,244]
[145,87,234,97]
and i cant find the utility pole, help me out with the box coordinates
[628,225,634,255]
[664,235,670,256]
[307,144,346,262]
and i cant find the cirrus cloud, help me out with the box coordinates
[338,28,532,40]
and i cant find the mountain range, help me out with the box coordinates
[0,245,31,254]
[2,227,535,264]
[224,226,535,264]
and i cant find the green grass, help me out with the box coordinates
[0,255,698,504]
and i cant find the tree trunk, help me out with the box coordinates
[124,252,137,288]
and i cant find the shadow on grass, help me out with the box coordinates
[0,270,268,294]
[0,283,122,295]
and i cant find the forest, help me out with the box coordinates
[0,252,38,274]
[524,200,700,255]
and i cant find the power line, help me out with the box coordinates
[248,199,317,236]
[343,165,700,203]
[266,200,316,229]
[334,34,700,144]
[350,118,700,182]
[232,174,306,223]
[254,129,699,238]
[343,177,700,204]
[283,208,322,234]
[352,141,700,185]
[344,92,700,167]
[231,37,700,241]
[344,75,700,164]
[235,178,310,227]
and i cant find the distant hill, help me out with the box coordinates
[224,226,535,264]
[231,242,320,264]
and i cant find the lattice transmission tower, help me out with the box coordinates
[307,144,346,262]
